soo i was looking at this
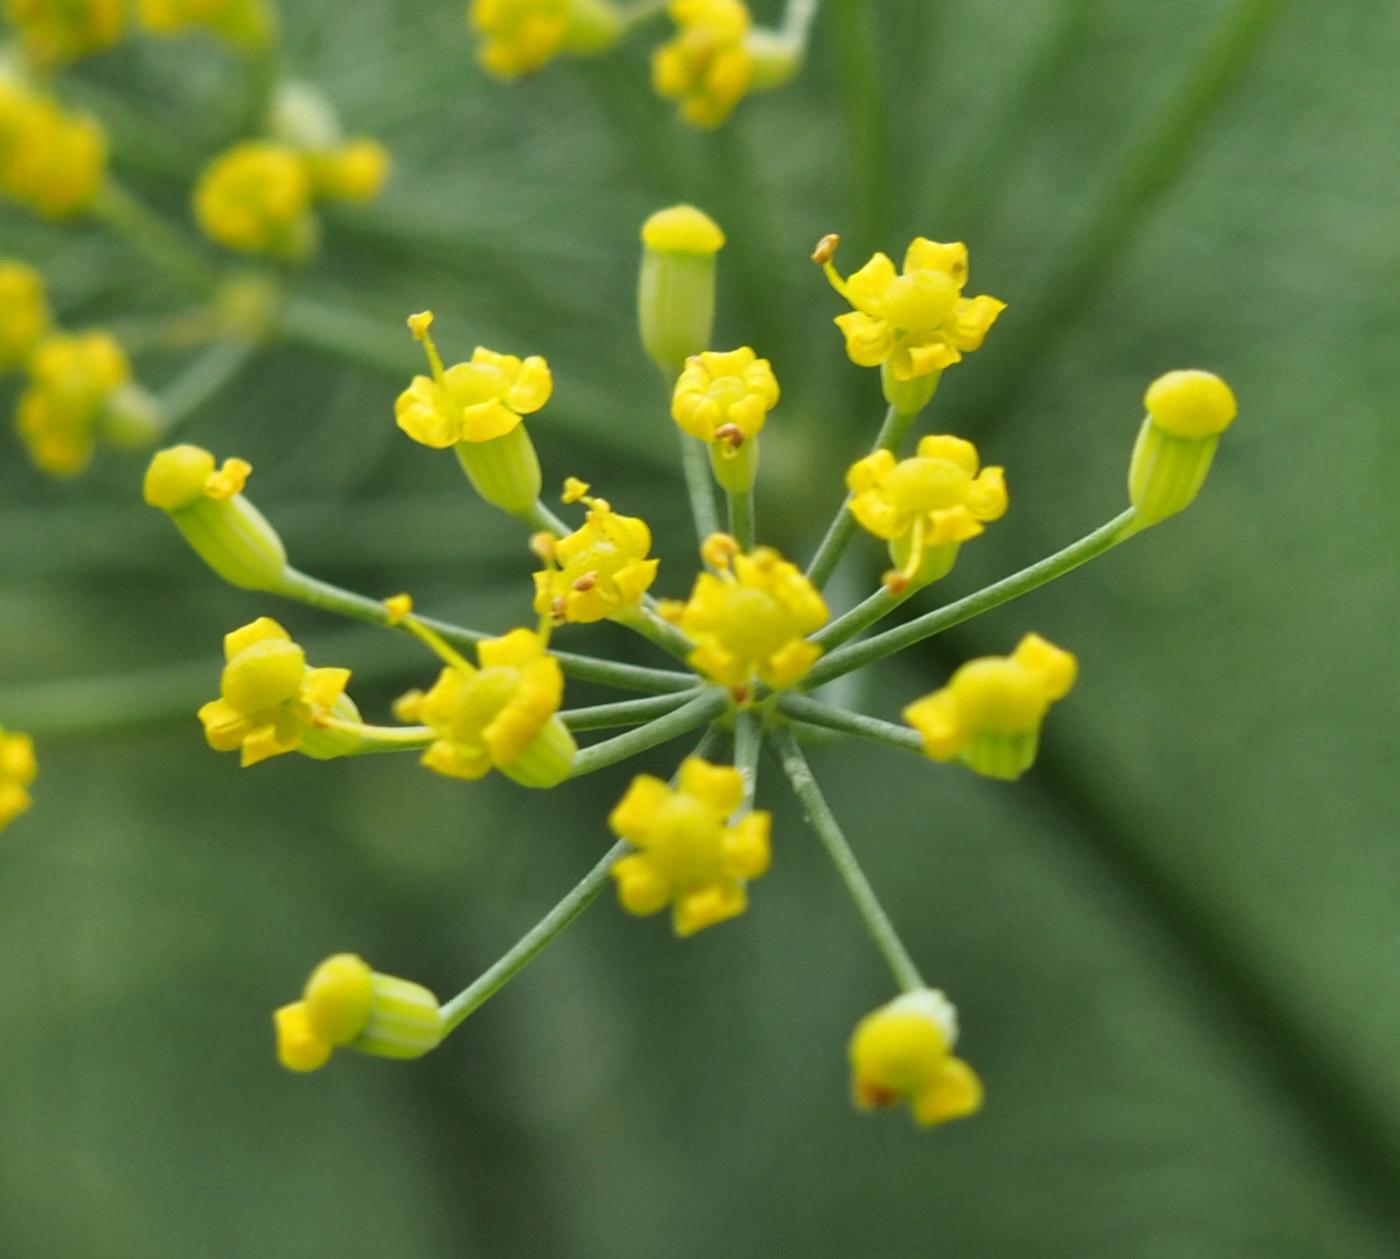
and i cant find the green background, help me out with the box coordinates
[3,1,1398,1255]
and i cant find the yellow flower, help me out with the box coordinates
[671,347,779,445]
[847,435,1008,591]
[609,756,771,936]
[4,0,125,68]
[533,482,659,624]
[400,627,576,788]
[0,725,38,833]
[15,331,129,477]
[0,81,107,219]
[904,633,1077,780]
[660,534,827,698]
[849,989,983,1128]
[138,0,274,46]
[470,0,570,77]
[0,261,48,372]
[304,138,391,203]
[396,342,552,448]
[197,617,358,768]
[821,236,1005,384]
[275,953,444,1073]
[652,0,754,129]
[1129,369,1239,525]
[193,141,314,258]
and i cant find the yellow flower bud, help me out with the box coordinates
[415,628,576,788]
[395,315,549,515]
[5,0,125,68]
[197,617,359,767]
[652,0,754,129]
[0,260,49,372]
[849,990,982,1128]
[820,235,1005,391]
[0,725,38,833]
[0,81,107,219]
[275,953,445,1073]
[144,445,290,591]
[609,757,771,936]
[638,204,724,373]
[661,536,827,699]
[1128,370,1238,526]
[533,485,659,624]
[305,139,391,203]
[903,633,1076,780]
[193,142,316,259]
[847,434,1007,592]
[15,331,130,476]
[670,346,778,492]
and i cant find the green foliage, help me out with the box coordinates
[3,0,1399,1254]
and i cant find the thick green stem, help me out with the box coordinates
[562,689,702,732]
[276,568,695,693]
[569,691,727,777]
[806,404,916,589]
[770,726,923,992]
[440,841,624,1032]
[778,694,921,755]
[805,508,1139,687]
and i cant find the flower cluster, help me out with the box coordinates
[0,77,106,219]
[5,0,274,64]
[118,199,1241,1135]
[3,268,160,475]
[467,0,812,129]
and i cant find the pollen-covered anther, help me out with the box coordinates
[714,422,745,449]
[811,233,840,265]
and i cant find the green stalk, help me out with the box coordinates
[733,707,763,812]
[679,430,721,543]
[830,0,893,254]
[157,338,258,434]
[726,482,755,551]
[770,726,923,992]
[519,499,571,537]
[613,605,695,664]
[778,694,922,755]
[805,508,1138,687]
[810,585,909,652]
[562,689,703,732]
[275,567,696,694]
[569,691,726,777]
[94,182,221,294]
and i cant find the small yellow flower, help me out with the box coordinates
[849,989,983,1128]
[638,203,724,372]
[609,756,771,936]
[4,0,125,68]
[396,341,552,448]
[660,534,827,698]
[652,0,754,129]
[304,139,391,203]
[904,633,1077,780]
[138,0,274,46]
[470,0,570,77]
[193,141,314,258]
[197,617,357,768]
[275,953,444,1073]
[0,725,38,833]
[0,81,108,219]
[847,435,1007,591]
[671,347,779,446]
[15,331,129,477]
[400,627,576,787]
[641,204,725,256]
[0,261,49,372]
[533,482,659,624]
[821,236,1005,384]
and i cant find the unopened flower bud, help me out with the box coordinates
[638,205,724,374]
[143,444,289,591]
[1128,370,1238,526]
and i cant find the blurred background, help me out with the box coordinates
[3,0,1399,1255]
